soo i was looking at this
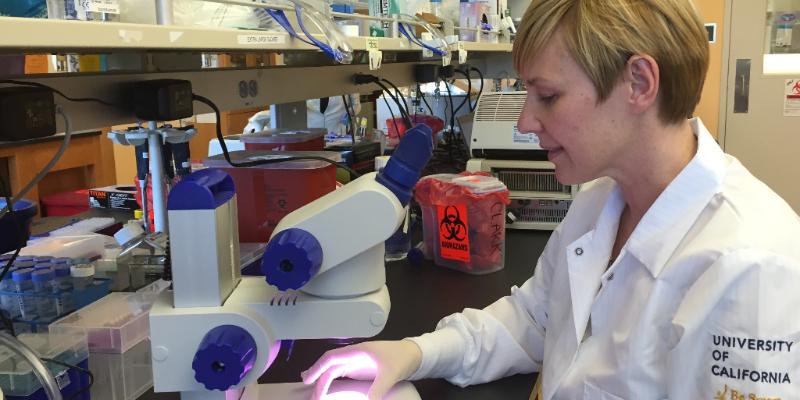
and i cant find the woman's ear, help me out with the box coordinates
[624,54,660,115]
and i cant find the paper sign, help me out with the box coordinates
[458,42,468,64]
[442,51,452,67]
[366,37,380,51]
[784,79,800,117]
[84,0,120,14]
[237,34,286,45]
[368,49,383,70]
[438,204,470,262]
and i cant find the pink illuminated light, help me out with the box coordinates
[322,391,369,400]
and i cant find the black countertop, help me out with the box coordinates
[139,229,551,400]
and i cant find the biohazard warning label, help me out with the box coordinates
[438,204,470,262]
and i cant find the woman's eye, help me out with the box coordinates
[539,95,558,105]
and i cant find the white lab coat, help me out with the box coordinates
[407,118,800,399]
[307,94,360,134]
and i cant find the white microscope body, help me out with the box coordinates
[149,125,433,400]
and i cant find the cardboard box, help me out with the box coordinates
[88,186,138,211]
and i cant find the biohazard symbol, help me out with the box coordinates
[439,205,467,241]
[714,385,728,400]
[793,80,800,95]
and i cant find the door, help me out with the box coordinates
[721,0,800,212]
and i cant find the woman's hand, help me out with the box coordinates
[301,340,423,400]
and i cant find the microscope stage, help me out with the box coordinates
[242,380,421,400]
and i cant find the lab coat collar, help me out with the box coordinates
[625,118,726,278]
[566,186,625,341]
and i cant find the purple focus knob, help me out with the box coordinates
[261,228,323,291]
[192,325,257,391]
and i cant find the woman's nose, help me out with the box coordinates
[517,99,543,133]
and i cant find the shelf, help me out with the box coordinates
[0,16,511,54]
[458,42,513,52]
[0,16,515,132]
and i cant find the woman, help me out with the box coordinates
[304,1,800,399]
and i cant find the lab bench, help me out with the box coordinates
[136,229,549,400]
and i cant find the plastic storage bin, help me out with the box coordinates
[90,339,153,400]
[0,332,90,400]
[204,150,341,242]
[40,190,90,217]
[415,172,510,274]
[49,292,155,354]
[240,128,326,151]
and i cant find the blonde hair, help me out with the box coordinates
[513,0,709,124]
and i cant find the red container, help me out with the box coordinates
[240,128,326,152]
[41,190,89,217]
[204,150,341,243]
[415,172,510,274]
[386,117,443,148]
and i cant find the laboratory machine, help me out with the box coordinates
[149,125,434,400]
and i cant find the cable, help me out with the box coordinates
[0,332,63,400]
[454,69,471,116]
[469,66,484,111]
[418,84,434,115]
[192,94,361,179]
[0,80,120,108]
[341,95,356,145]
[0,106,72,220]
[41,357,94,400]
[380,78,411,121]
[374,82,412,128]
[381,91,401,139]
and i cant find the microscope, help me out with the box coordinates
[149,125,433,400]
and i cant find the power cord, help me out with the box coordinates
[417,84,434,115]
[454,69,471,116]
[380,79,411,121]
[468,66,484,111]
[41,357,94,400]
[380,91,401,138]
[353,74,413,128]
[0,80,121,108]
[192,94,361,179]
[341,95,356,145]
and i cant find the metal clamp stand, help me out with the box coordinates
[108,123,197,235]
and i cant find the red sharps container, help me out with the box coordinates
[414,172,510,274]
[204,150,341,243]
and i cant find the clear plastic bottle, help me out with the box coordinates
[34,262,53,272]
[31,270,58,321]
[11,268,37,321]
[430,0,442,17]
[52,257,73,267]
[53,264,75,315]
[71,262,95,291]
[0,271,20,319]
[14,261,35,270]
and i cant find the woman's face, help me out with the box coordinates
[517,30,634,185]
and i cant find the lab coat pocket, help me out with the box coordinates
[583,381,624,400]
